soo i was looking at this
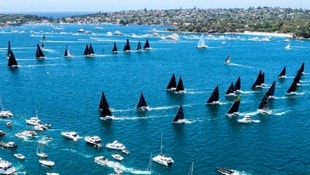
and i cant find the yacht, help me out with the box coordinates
[14,153,25,160]
[0,159,16,174]
[94,156,109,165]
[106,140,126,150]
[152,154,174,166]
[111,154,124,161]
[114,167,123,175]
[122,149,129,155]
[0,111,13,118]
[39,159,55,167]
[0,141,17,149]
[84,136,103,148]
[15,130,37,139]
[61,131,80,141]
[26,117,42,126]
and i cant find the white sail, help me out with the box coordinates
[196,34,208,48]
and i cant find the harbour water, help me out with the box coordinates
[0,23,309,175]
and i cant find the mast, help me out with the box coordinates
[36,43,45,59]
[173,105,184,122]
[233,76,241,93]
[175,77,184,92]
[7,50,18,68]
[143,39,150,50]
[7,41,11,58]
[166,73,177,90]
[206,85,219,104]
[266,81,276,98]
[112,42,118,53]
[225,82,234,95]
[278,66,286,78]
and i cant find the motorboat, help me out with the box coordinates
[217,167,235,175]
[0,141,17,149]
[15,130,37,139]
[111,154,124,161]
[94,156,109,165]
[39,159,55,167]
[78,28,85,33]
[61,131,80,141]
[152,154,174,166]
[14,153,25,160]
[237,115,260,124]
[114,167,123,175]
[84,136,103,148]
[0,111,13,118]
[34,124,48,131]
[0,159,16,174]
[26,117,42,126]
[106,140,126,150]
[122,149,129,155]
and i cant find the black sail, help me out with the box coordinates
[293,71,302,84]
[266,81,276,98]
[137,92,148,108]
[225,82,234,95]
[298,62,304,74]
[258,94,269,111]
[251,70,264,89]
[123,39,131,52]
[143,39,150,49]
[89,44,95,55]
[278,66,286,78]
[286,81,298,94]
[35,44,45,58]
[233,76,241,92]
[175,77,185,92]
[173,105,184,122]
[206,85,219,104]
[136,41,142,51]
[84,44,89,56]
[100,106,113,117]
[7,50,18,68]
[112,42,118,53]
[64,45,70,57]
[226,96,240,115]
[166,73,177,90]
[99,91,110,110]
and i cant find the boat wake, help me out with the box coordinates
[228,63,254,68]
[239,111,259,116]
[62,148,92,158]
[271,110,290,116]
[148,105,180,111]
[233,170,253,175]
[42,48,57,53]
[19,64,60,68]
[103,161,151,174]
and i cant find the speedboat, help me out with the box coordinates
[14,153,25,160]
[122,149,129,155]
[0,141,17,149]
[61,131,80,141]
[84,136,103,148]
[39,159,55,167]
[106,140,126,150]
[26,117,42,126]
[94,156,109,165]
[0,110,13,118]
[15,130,37,139]
[111,154,124,161]
[114,167,123,175]
[217,167,235,175]
[152,154,174,166]
[0,159,16,174]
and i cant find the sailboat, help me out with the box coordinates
[166,73,177,91]
[84,44,95,57]
[98,91,110,111]
[285,40,290,50]
[7,50,19,68]
[266,81,276,99]
[278,66,286,79]
[35,43,45,59]
[196,34,208,48]
[41,35,45,48]
[64,45,71,58]
[294,71,303,86]
[136,92,149,111]
[251,70,265,89]
[226,96,240,117]
[152,132,174,166]
[143,39,151,50]
[36,140,48,158]
[112,42,118,54]
[175,77,185,93]
[257,94,271,114]
[286,80,298,95]
[224,55,231,65]
[206,85,220,105]
[123,39,131,53]
[233,76,241,93]
[99,91,114,120]
[172,105,185,123]
[136,41,142,52]
[225,82,235,96]
[7,41,11,59]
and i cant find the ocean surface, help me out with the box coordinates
[0,23,309,175]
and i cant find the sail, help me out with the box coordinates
[36,44,45,59]
[64,45,71,57]
[89,44,95,55]
[173,105,184,122]
[251,70,264,89]
[175,77,185,92]
[136,41,142,51]
[298,62,304,74]
[7,50,18,68]
[7,41,11,58]
[100,106,113,117]
[143,39,151,50]
[226,96,240,115]
[293,71,302,84]
[137,92,148,108]
[224,55,231,64]
[286,81,298,94]
[99,91,110,110]
[166,73,177,90]
[233,76,241,92]
[266,81,276,98]
[258,94,269,111]
[112,42,118,53]
[84,44,90,56]
[278,66,286,78]
[123,39,131,52]
[225,82,234,95]
[206,85,219,104]
[196,34,207,48]
[42,35,45,48]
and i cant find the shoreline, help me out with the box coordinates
[237,31,293,38]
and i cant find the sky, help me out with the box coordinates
[1,0,309,12]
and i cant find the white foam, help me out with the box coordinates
[229,63,254,68]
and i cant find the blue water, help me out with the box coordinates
[0,24,309,175]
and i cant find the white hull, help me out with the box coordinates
[61,131,80,141]
[14,153,25,160]
[106,140,126,150]
[152,154,174,166]
[0,160,16,175]
[94,156,109,165]
[39,160,55,167]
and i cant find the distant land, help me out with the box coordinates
[0,7,309,39]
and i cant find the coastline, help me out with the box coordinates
[237,31,293,38]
